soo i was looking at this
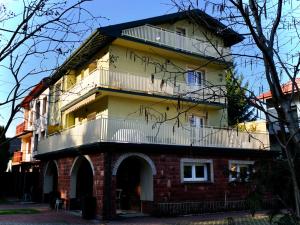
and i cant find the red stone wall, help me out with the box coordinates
[56,157,73,201]
[150,154,253,203]
[42,153,106,216]
[109,151,258,215]
[41,149,265,218]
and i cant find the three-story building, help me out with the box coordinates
[36,10,273,218]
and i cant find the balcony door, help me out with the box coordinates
[189,115,205,146]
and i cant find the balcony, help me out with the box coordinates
[38,116,270,155]
[60,69,226,108]
[22,153,32,162]
[16,122,26,136]
[121,25,231,61]
[12,151,22,165]
[16,120,33,137]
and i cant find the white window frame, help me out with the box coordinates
[185,69,205,87]
[180,158,214,183]
[228,160,254,182]
[189,115,205,128]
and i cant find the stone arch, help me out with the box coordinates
[43,160,59,194]
[69,155,94,199]
[112,152,157,176]
[114,153,156,210]
[69,155,95,176]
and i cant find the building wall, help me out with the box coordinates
[158,19,229,57]
[109,44,225,86]
[42,147,263,218]
[107,95,227,127]
[18,88,49,163]
[53,24,229,130]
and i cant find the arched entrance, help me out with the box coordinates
[43,161,58,202]
[113,153,156,214]
[70,156,94,208]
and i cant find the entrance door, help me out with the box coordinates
[115,156,154,214]
[116,157,141,211]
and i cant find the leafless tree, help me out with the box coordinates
[166,0,300,217]
[0,0,103,141]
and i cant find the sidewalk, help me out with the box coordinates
[0,200,271,225]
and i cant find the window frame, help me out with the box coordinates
[228,160,254,182]
[180,158,214,183]
[42,96,47,115]
[185,69,205,87]
[35,101,41,120]
[189,115,205,128]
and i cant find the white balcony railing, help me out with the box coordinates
[38,117,270,154]
[60,69,226,108]
[121,25,231,61]
[23,153,32,162]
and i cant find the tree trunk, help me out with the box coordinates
[284,146,300,217]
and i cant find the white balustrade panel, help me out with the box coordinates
[122,25,231,61]
[60,69,226,108]
[38,117,270,154]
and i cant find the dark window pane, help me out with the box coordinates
[184,165,192,178]
[230,164,238,178]
[195,165,205,178]
[239,165,250,181]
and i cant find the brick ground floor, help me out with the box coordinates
[36,142,276,219]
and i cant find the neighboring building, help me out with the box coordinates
[13,78,49,172]
[35,10,273,218]
[6,138,21,172]
[237,120,268,133]
[258,78,300,151]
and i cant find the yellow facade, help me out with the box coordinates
[49,18,229,130]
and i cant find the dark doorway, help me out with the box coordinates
[115,154,155,215]
[116,157,141,212]
[70,157,94,210]
[43,161,58,202]
[76,158,93,199]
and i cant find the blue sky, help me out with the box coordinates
[0,0,176,137]
[0,0,298,137]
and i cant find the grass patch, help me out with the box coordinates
[0,208,39,215]
[0,198,9,204]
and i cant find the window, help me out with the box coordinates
[29,111,33,126]
[41,131,46,139]
[35,101,40,120]
[189,115,205,128]
[33,134,38,152]
[181,159,213,182]
[42,97,47,115]
[186,70,205,86]
[176,27,186,36]
[229,160,254,182]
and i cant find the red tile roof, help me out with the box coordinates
[20,77,49,109]
[257,78,300,100]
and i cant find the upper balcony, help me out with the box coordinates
[16,121,33,137]
[38,116,270,155]
[60,69,226,109]
[121,25,231,61]
[16,122,26,136]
